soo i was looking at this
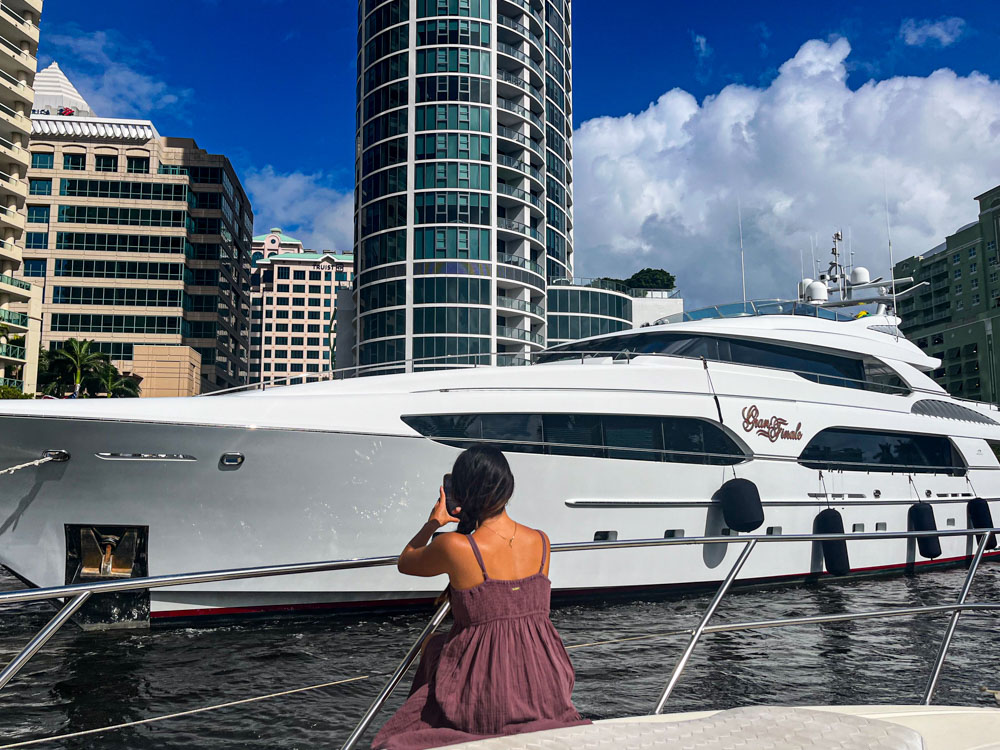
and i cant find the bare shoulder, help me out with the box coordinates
[433,531,470,556]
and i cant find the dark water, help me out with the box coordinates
[3,564,1000,748]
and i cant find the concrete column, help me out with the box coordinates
[21,284,41,394]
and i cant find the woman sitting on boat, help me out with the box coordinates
[373,445,589,750]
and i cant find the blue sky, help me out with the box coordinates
[36,1,1000,305]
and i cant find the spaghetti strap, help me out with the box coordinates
[538,530,549,574]
[466,534,489,579]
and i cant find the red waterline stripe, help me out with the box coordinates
[149,548,1000,620]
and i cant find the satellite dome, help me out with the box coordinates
[798,278,814,299]
[805,281,829,304]
[850,267,870,285]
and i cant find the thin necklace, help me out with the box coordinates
[480,520,518,547]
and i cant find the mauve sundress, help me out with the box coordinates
[372,532,589,750]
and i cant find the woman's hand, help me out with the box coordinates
[428,486,460,528]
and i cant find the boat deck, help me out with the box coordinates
[440,705,1000,749]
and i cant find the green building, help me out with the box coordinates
[894,184,1000,403]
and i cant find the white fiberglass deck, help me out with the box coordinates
[440,705,1000,750]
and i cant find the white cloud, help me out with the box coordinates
[244,167,354,252]
[691,32,713,82]
[572,37,1000,308]
[899,17,966,47]
[41,29,191,119]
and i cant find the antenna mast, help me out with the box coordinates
[883,179,897,316]
[738,196,746,305]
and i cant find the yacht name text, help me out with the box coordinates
[741,405,803,442]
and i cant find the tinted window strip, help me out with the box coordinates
[401,414,749,465]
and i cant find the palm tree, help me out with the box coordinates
[52,339,107,397]
[87,362,141,398]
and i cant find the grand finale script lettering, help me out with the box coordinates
[741,405,803,443]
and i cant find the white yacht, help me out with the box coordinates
[1,250,999,624]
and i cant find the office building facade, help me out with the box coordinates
[249,227,354,384]
[355,0,574,370]
[895,184,1000,403]
[0,0,42,394]
[16,63,254,394]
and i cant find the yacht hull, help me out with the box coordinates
[1,410,996,622]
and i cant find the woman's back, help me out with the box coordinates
[446,522,549,591]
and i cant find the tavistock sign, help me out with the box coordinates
[741,405,803,443]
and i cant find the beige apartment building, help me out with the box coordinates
[0,0,42,394]
[16,63,254,396]
[249,228,354,385]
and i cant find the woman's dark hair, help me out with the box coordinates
[452,445,515,534]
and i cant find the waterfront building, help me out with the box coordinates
[894,184,1000,403]
[355,0,574,371]
[249,227,354,385]
[546,279,683,346]
[0,0,43,394]
[15,63,254,394]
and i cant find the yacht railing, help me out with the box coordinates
[1,527,998,748]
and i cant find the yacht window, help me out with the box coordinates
[538,333,905,393]
[798,428,965,475]
[402,413,748,465]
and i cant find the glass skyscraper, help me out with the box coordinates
[355,0,573,371]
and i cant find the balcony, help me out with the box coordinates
[0,201,22,231]
[0,341,25,361]
[496,69,544,105]
[498,97,544,130]
[497,15,544,51]
[497,42,543,79]
[0,305,27,329]
[497,124,543,156]
[497,251,544,275]
[0,64,26,107]
[497,182,543,210]
[0,4,38,44]
[497,153,544,184]
[0,167,26,200]
[0,237,19,262]
[0,271,30,301]
[0,375,20,388]
[0,30,34,81]
[497,295,545,318]
[497,323,545,347]
[499,0,543,29]
[497,217,544,243]
[0,130,25,167]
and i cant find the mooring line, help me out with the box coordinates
[0,456,52,478]
[0,675,369,749]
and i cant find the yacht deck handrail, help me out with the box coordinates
[2,527,999,748]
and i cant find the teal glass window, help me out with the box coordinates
[415,104,490,132]
[416,0,490,19]
[95,155,118,172]
[27,205,49,223]
[31,152,53,169]
[25,231,47,249]
[21,258,46,277]
[126,156,150,174]
[413,227,490,259]
[63,153,86,170]
[28,178,51,195]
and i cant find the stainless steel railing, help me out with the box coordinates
[2,527,998,747]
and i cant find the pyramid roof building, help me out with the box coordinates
[32,61,95,117]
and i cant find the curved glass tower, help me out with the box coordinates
[355,0,573,371]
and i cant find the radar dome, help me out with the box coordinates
[805,281,829,304]
[798,278,814,299]
[850,267,870,285]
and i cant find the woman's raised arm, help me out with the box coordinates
[397,488,462,577]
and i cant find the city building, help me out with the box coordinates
[15,62,254,395]
[355,0,574,371]
[0,0,43,394]
[894,183,1000,403]
[249,227,354,385]
[546,279,683,346]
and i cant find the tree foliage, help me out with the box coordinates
[38,339,141,398]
